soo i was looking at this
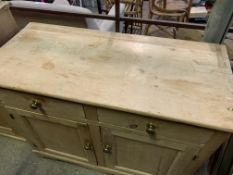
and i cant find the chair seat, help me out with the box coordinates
[151,9,186,17]
[145,0,192,36]
[165,0,189,11]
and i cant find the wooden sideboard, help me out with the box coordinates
[0,22,233,175]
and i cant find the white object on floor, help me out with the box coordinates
[53,0,70,6]
[189,6,208,18]
[95,4,126,32]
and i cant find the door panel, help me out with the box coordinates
[0,104,23,137]
[13,109,97,164]
[101,128,200,175]
[116,136,177,175]
[28,118,86,158]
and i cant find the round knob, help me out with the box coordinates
[84,142,92,150]
[30,99,40,109]
[146,123,156,135]
[103,144,112,154]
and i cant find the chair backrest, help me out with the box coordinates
[0,2,18,46]
[153,0,166,9]
[151,0,192,13]
[149,0,193,20]
[105,0,141,12]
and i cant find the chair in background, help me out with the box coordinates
[103,0,143,34]
[0,1,18,46]
[123,0,143,33]
[144,0,192,38]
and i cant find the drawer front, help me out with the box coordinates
[97,108,214,144]
[0,88,86,121]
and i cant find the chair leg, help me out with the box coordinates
[144,12,153,35]
[174,15,185,38]
[124,22,128,33]
[130,21,134,34]
[173,28,177,39]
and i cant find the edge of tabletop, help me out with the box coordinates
[11,22,229,55]
[1,85,233,134]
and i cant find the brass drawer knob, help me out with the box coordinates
[103,144,112,154]
[84,142,93,150]
[30,99,41,109]
[146,123,156,135]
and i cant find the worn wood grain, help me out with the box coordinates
[0,22,233,132]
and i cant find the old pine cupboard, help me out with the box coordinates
[0,23,233,175]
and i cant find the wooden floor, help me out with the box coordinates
[0,135,208,175]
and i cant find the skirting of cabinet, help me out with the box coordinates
[33,149,138,175]
[0,125,14,136]
[32,131,228,175]
[0,126,25,141]
[0,104,25,141]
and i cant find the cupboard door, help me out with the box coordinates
[15,110,96,164]
[0,103,23,138]
[101,128,200,175]
[0,104,11,130]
